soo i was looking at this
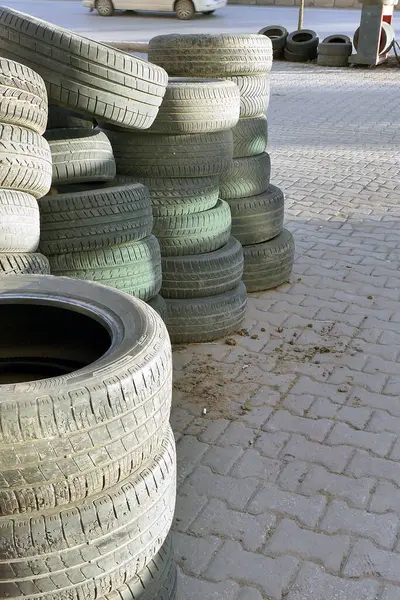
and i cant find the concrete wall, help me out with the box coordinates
[228,0,398,9]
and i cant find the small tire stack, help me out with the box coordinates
[149,34,295,295]
[284,29,319,62]
[101,75,248,343]
[0,7,178,600]
[258,25,288,60]
[0,57,52,277]
[317,35,353,67]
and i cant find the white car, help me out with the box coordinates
[83,0,227,19]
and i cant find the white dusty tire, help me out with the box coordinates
[0,190,40,252]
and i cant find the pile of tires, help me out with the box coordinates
[317,35,353,67]
[148,34,294,295]
[0,274,177,600]
[101,75,248,343]
[284,29,319,62]
[259,25,288,60]
[0,57,52,277]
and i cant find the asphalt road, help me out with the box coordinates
[2,0,378,42]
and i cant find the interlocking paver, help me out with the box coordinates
[171,61,400,599]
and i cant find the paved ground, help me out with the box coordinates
[4,0,392,41]
[171,61,400,599]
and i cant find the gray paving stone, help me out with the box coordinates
[174,489,208,532]
[201,444,243,475]
[178,571,239,600]
[283,394,315,416]
[205,540,299,599]
[216,422,257,447]
[367,409,400,436]
[347,449,400,486]
[321,499,398,549]
[281,434,353,472]
[369,481,400,514]
[344,538,400,583]
[236,588,263,600]
[335,405,373,429]
[176,435,209,485]
[300,465,375,509]
[326,422,395,456]
[230,448,282,481]
[277,461,310,492]
[255,431,291,458]
[265,410,333,442]
[172,532,222,576]
[380,584,400,600]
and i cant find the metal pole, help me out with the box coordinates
[298,0,304,29]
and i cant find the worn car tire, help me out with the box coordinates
[39,182,152,254]
[284,47,310,63]
[0,123,52,198]
[0,275,173,513]
[0,57,47,134]
[258,25,288,53]
[104,128,233,178]
[220,152,271,199]
[353,22,394,54]
[228,184,284,245]
[49,235,162,301]
[146,78,240,133]
[232,115,268,158]
[286,29,319,54]
[147,294,168,321]
[227,74,270,117]
[317,53,350,67]
[0,6,168,130]
[47,105,94,129]
[46,128,116,185]
[161,237,244,299]
[242,228,295,292]
[0,190,40,252]
[153,199,231,257]
[165,281,247,343]
[148,34,273,76]
[0,252,50,275]
[318,35,352,57]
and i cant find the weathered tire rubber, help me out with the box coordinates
[147,78,240,133]
[0,426,176,598]
[0,57,47,134]
[0,252,50,275]
[103,537,177,600]
[161,237,244,299]
[286,29,319,54]
[220,152,271,200]
[227,74,270,118]
[47,105,94,129]
[242,228,295,292]
[284,47,310,63]
[49,235,162,301]
[104,128,233,178]
[39,182,152,254]
[228,184,284,245]
[153,199,231,257]
[148,34,273,76]
[165,281,247,343]
[0,190,40,252]
[232,115,268,158]
[258,25,288,53]
[318,35,352,57]
[317,53,350,67]
[46,128,116,185]
[148,294,168,321]
[0,6,168,130]
[0,274,173,513]
[353,22,394,54]
[0,123,52,199]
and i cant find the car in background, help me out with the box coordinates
[83,0,227,19]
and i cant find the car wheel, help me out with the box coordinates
[96,0,114,16]
[175,0,195,19]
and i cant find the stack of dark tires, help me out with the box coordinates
[101,76,248,343]
[259,25,288,60]
[0,6,178,600]
[317,35,353,67]
[0,57,52,277]
[284,30,319,62]
[149,34,294,294]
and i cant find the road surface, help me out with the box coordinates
[2,0,378,42]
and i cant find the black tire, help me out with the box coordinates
[45,128,116,185]
[317,54,350,67]
[0,427,176,596]
[47,105,94,130]
[103,128,233,178]
[220,152,271,200]
[232,115,268,158]
[154,199,231,257]
[147,78,240,134]
[286,29,319,54]
[165,281,247,343]
[0,252,50,275]
[96,0,114,16]
[175,0,195,20]
[49,235,162,301]
[0,57,47,134]
[228,184,284,245]
[0,274,172,512]
[39,183,153,254]
[161,237,244,299]
[148,34,273,76]
[0,123,52,199]
[284,47,310,63]
[226,74,270,117]
[258,25,288,52]
[0,190,40,252]
[318,35,352,57]
[148,294,168,321]
[0,6,168,130]
[242,228,295,292]
[353,22,394,54]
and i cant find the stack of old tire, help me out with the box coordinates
[0,57,52,277]
[259,25,288,60]
[101,76,248,343]
[317,35,353,67]
[0,6,178,600]
[148,34,294,294]
[283,29,319,62]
